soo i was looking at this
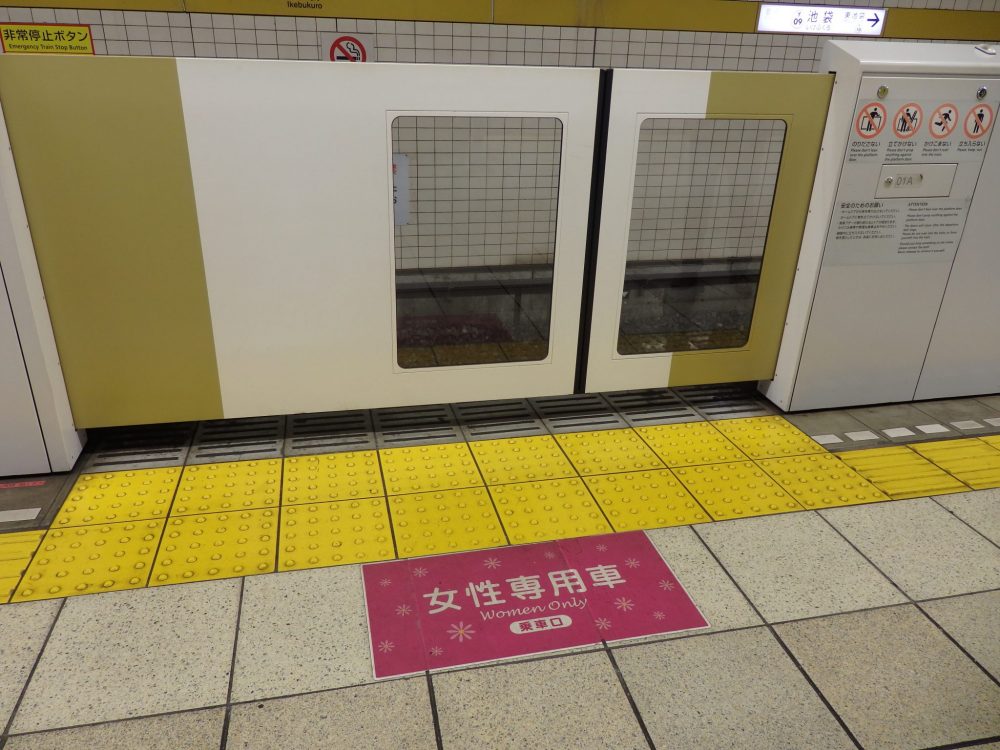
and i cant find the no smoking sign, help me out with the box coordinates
[319,31,374,63]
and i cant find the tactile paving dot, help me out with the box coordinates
[836,447,968,499]
[673,461,804,520]
[469,436,576,485]
[1,530,45,603]
[151,509,276,585]
[172,460,282,516]
[489,478,612,544]
[279,498,394,570]
[636,422,746,467]
[554,429,664,476]
[379,443,483,495]
[908,438,1000,490]
[52,468,181,528]
[757,454,889,509]
[390,488,506,558]
[584,470,709,531]
[283,451,384,504]
[13,521,164,602]
[711,416,826,460]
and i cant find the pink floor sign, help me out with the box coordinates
[363,531,708,678]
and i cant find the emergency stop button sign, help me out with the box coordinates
[363,531,708,678]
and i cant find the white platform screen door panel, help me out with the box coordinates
[178,61,598,416]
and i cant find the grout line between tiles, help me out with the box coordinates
[466,441,512,547]
[218,576,246,750]
[603,643,656,749]
[424,671,444,750]
[918,734,1000,750]
[914,598,1000,689]
[929,495,1000,552]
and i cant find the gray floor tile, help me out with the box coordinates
[783,410,885,449]
[921,590,1000,679]
[232,566,372,702]
[696,513,906,622]
[849,403,959,441]
[644,526,762,636]
[0,600,61,729]
[434,652,648,750]
[776,605,1000,750]
[978,395,1000,412]
[226,679,436,750]
[11,580,239,733]
[5,708,224,750]
[0,475,71,533]
[821,498,1000,599]
[614,627,854,750]
[935,489,1000,545]
[916,398,1000,433]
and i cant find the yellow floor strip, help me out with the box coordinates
[636,422,747,467]
[584,470,709,531]
[0,530,44,603]
[279,498,394,571]
[379,443,483,495]
[51,468,181,528]
[389,488,506,558]
[13,521,164,602]
[757,454,890,509]
[712,416,827,459]
[554,428,665,475]
[908,439,1000,490]
[282,450,384,504]
[469,435,576,485]
[172,460,282,516]
[150,509,276,586]
[837,447,968,499]
[673,460,804,521]
[489,478,612,544]
[980,435,1000,450]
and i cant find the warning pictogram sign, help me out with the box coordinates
[963,103,994,140]
[929,103,958,139]
[892,103,922,139]
[329,34,367,62]
[855,102,887,139]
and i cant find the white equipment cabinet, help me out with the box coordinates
[763,41,1000,410]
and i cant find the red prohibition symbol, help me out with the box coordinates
[330,35,367,62]
[855,102,887,139]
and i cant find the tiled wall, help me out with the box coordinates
[2,4,997,270]
[628,119,784,263]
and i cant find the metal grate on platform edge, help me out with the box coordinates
[675,384,774,421]
[529,393,627,433]
[82,423,196,472]
[602,389,701,427]
[373,404,463,448]
[285,410,376,456]
[453,399,548,440]
[188,416,285,464]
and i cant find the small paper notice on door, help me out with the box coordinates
[392,153,409,226]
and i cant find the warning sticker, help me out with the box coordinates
[329,34,366,62]
[963,104,993,140]
[929,103,958,139]
[892,103,922,139]
[0,23,93,54]
[855,102,887,139]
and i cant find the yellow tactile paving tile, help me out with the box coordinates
[282,450,384,504]
[712,416,826,460]
[379,443,483,495]
[674,461,804,521]
[908,439,1000,490]
[489,477,612,544]
[757,454,890,509]
[171,460,282,516]
[636,422,746,467]
[554,428,665,476]
[584,470,709,531]
[389,488,506,558]
[12,521,164,602]
[279,498,394,571]
[150,509,276,586]
[0,530,44,603]
[469,435,576,485]
[51,468,181,528]
[980,435,1000,450]
[836,447,968,499]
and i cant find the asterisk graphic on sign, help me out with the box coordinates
[624,557,640,569]
[429,646,444,657]
[412,566,428,578]
[378,640,394,653]
[544,550,557,560]
[483,557,501,570]
[653,611,665,621]
[595,543,608,552]
[395,604,413,617]
[659,578,675,591]
[614,597,635,612]
[379,577,392,587]
[447,621,476,643]
[595,617,612,631]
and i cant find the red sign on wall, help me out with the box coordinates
[363,531,708,678]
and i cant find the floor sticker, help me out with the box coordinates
[363,530,707,678]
